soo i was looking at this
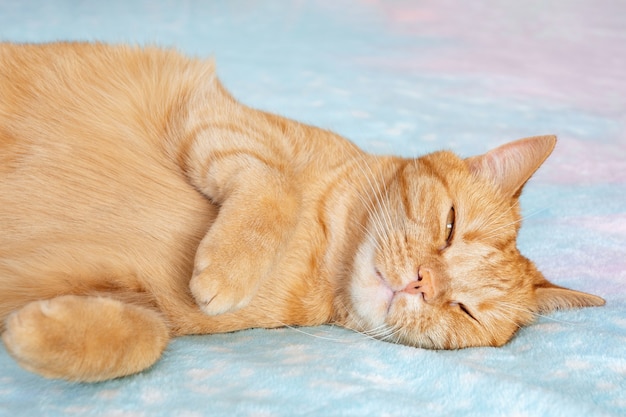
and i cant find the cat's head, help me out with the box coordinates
[342,135,604,349]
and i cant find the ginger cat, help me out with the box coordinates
[0,42,604,382]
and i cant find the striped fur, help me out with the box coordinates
[0,43,604,381]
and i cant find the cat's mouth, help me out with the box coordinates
[374,268,391,290]
[374,268,404,315]
[375,267,430,316]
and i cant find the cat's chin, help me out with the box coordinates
[348,269,393,327]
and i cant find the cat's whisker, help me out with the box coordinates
[256,307,355,343]
[337,294,411,345]
[348,154,395,255]
[363,323,396,338]
[375,325,406,344]
[344,322,398,344]
[476,220,523,242]
[478,208,548,242]
[331,296,401,344]
[494,301,579,326]
[353,154,394,226]
[345,155,382,217]
[521,207,549,220]
[476,202,516,232]
[353,191,388,249]
[272,323,351,343]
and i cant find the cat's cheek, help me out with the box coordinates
[350,243,394,327]
[348,278,394,328]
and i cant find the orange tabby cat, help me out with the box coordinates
[0,42,604,382]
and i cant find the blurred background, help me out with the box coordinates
[2,1,624,161]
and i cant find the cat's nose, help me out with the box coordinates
[402,267,437,301]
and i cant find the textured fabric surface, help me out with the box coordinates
[1,1,625,416]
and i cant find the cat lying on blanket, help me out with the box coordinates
[0,42,605,382]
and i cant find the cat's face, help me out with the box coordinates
[339,136,604,349]
[346,151,535,348]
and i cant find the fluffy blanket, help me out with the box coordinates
[1,1,624,416]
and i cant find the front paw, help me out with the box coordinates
[190,268,256,316]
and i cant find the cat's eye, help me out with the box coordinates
[445,207,455,243]
[450,301,479,322]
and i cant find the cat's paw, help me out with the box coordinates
[2,298,73,378]
[189,268,256,316]
[2,296,169,381]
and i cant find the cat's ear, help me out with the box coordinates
[467,135,557,198]
[533,281,605,313]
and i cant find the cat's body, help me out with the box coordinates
[0,43,604,382]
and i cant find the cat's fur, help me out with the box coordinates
[0,42,604,382]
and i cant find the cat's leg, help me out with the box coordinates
[2,295,169,382]
[188,156,300,316]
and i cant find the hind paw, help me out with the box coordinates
[2,296,169,382]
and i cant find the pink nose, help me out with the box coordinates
[402,267,437,301]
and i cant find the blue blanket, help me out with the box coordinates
[1,1,625,416]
